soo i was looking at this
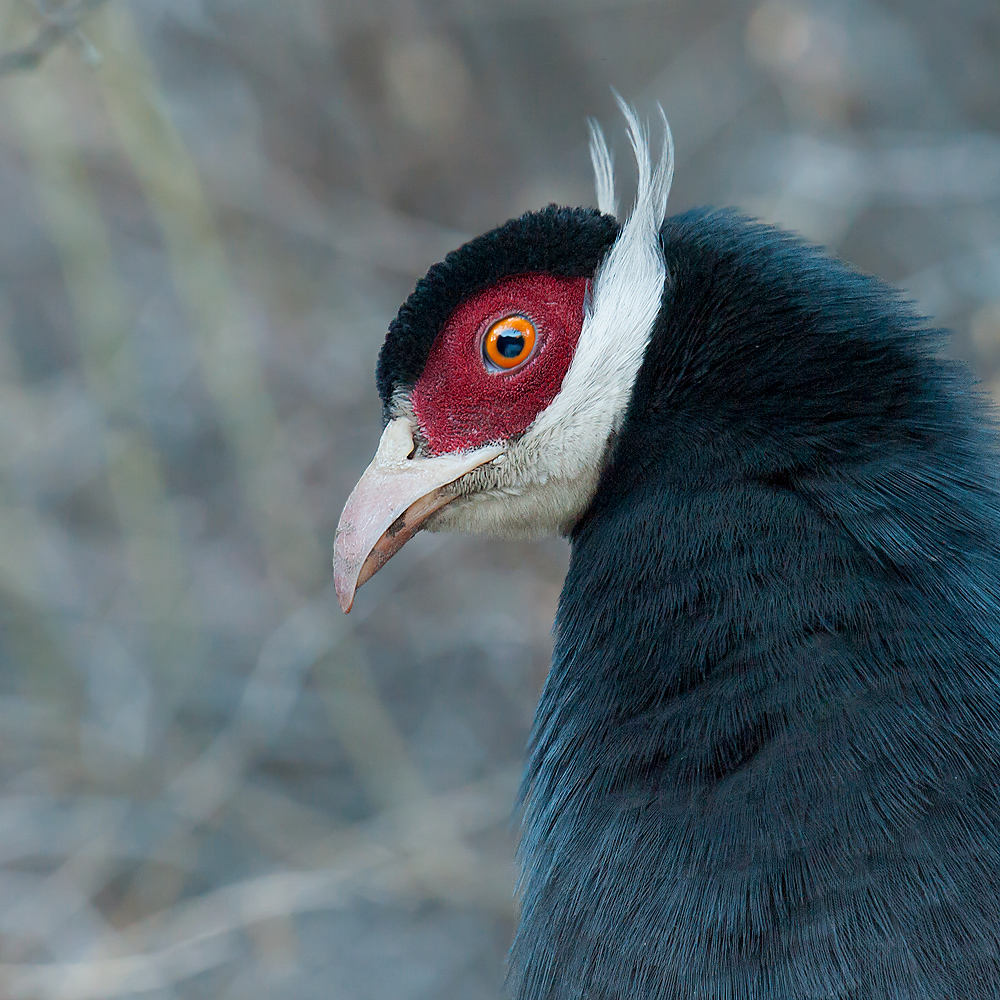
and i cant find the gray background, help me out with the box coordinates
[0,0,998,997]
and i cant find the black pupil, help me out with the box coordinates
[496,333,525,359]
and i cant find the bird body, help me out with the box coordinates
[514,208,1000,999]
[335,107,1000,998]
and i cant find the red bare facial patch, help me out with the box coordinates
[411,273,589,454]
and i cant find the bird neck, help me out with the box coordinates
[511,469,850,997]
[527,471,845,803]
[509,403,1000,1000]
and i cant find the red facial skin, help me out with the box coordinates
[410,273,589,455]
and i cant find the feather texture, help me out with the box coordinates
[588,117,617,219]
[511,209,1000,1000]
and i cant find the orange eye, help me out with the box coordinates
[483,314,537,371]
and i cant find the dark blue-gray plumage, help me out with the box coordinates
[512,209,1000,999]
[336,195,1000,997]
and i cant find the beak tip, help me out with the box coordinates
[333,553,357,613]
[331,427,504,615]
[335,583,355,614]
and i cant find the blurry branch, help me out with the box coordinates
[0,768,520,999]
[0,0,110,76]
[82,0,431,854]
[762,133,1000,206]
[749,133,1000,244]
[0,6,211,956]
[86,3,328,591]
[642,24,764,168]
[0,583,432,986]
[2,33,201,687]
[216,171,470,277]
[902,245,1000,323]
[0,585,516,984]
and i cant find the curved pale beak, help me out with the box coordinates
[334,418,503,612]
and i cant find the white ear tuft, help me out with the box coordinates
[656,104,676,219]
[589,96,674,227]
[587,118,618,218]
[582,98,674,399]
[613,93,674,244]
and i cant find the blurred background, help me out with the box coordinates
[0,0,997,997]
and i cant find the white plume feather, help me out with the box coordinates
[588,118,618,218]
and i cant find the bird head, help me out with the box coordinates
[334,104,674,611]
[334,101,950,614]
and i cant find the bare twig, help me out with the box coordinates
[0,0,110,77]
[0,768,520,999]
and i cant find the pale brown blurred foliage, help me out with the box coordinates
[0,1,997,998]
